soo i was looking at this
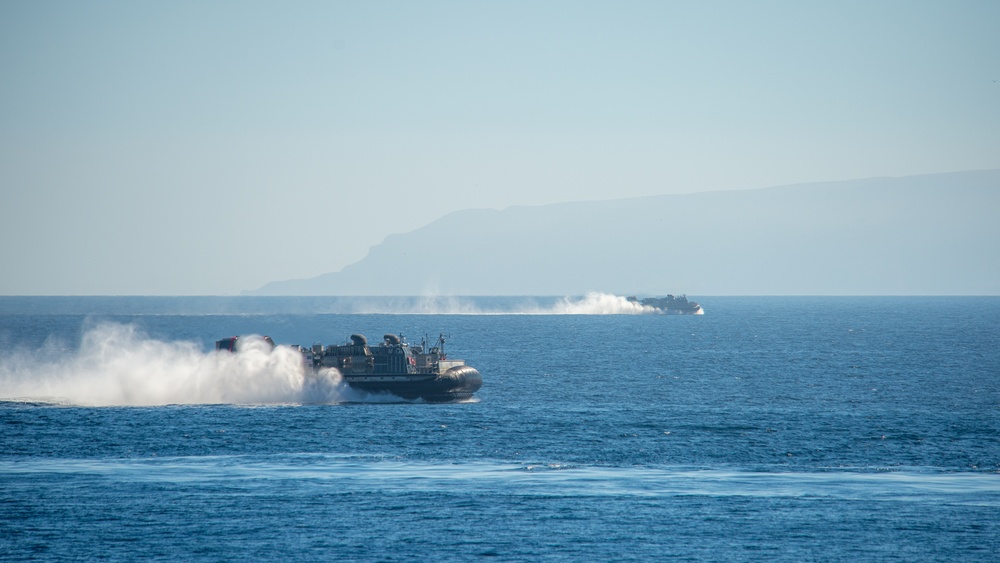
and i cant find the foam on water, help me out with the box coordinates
[0,322,355,406]
[5,455,997,505]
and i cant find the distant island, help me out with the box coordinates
[247,170,1000,296]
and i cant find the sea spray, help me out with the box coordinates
[549,292,655,315]
[339,292,663,315]
[0,322,351,406]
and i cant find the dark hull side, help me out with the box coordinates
[627,295,702,314]
[343,366,483,402]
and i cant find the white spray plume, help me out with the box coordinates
[548,292,655,314]
[346,292,665,314]
[0,323,352,406]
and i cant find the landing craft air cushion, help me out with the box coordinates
[216,333,482,402]
[626,294,703,314]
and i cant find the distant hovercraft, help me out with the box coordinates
[627,294,703,315]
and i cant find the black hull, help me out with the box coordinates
[627,295,702,315]
[344,366,483,402]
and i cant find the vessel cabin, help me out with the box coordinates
[314,333,455,376]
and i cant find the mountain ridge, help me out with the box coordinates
[248,169,1000,296]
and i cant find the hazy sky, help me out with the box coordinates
[2,1,998,295]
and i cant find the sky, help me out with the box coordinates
[2,0,998,295]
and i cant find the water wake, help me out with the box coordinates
[348,292,660,315]
[0,323,352,406]
[6,455,996,505]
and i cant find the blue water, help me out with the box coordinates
[2,295,999,561]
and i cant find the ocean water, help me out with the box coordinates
[1,295,998,561]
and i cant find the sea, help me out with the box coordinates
[1,294,998,561]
